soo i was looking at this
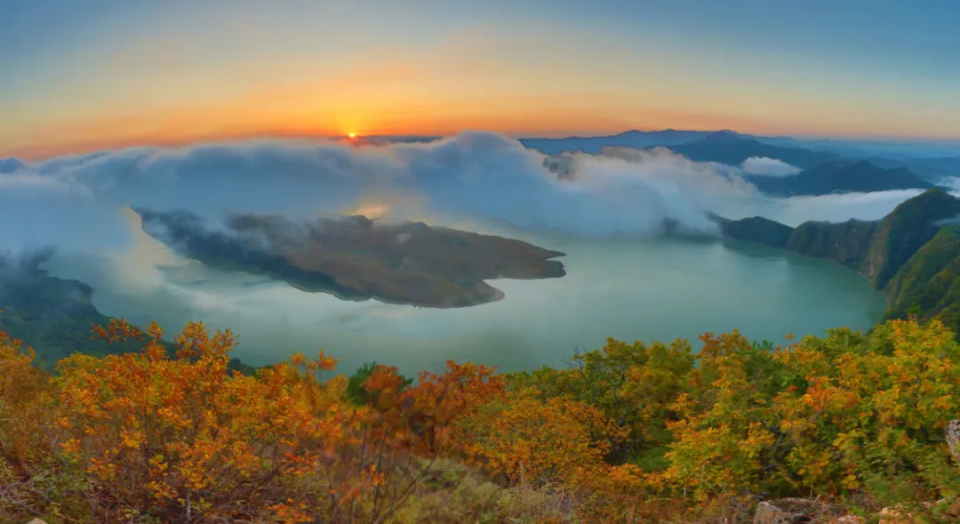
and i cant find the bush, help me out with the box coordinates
[3,318,960,522]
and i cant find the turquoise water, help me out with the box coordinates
[48,230,887,377]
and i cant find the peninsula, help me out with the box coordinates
[136,209,567,308]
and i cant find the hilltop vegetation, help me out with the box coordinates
[886,225,960,328]
[2,317,960,522]
[0,251,114,369]
[0,251,254,374]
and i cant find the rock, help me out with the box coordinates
[753,501,795,524]
[753,498,842,523]
[878,506,915,523]
[876,499,960,523]
[946,419,960,464]
[832,516,862,524]
[26,519,48,524]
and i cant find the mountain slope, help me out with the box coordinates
[786,219,878,268]
[869,156,960,182]
[670,131,842,169]
[885,225,960,329]
[861,188,960,288]
[0,251,114,369]
[0,250,255,373]
[748,160,934,196]
[520,129,714,155]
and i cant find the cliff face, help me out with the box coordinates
[786,220,877,269]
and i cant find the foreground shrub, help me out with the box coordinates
[3,317,960,522]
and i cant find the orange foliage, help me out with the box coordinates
[0,329,52,474]
[4,317,960,522]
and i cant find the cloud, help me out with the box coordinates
[0,132,930,255]
[727,188,927,227]
[0,158,26,174]
[741,156,802,177]
[6,133,931,372]
[0,170,91,196]
[12,133,753,241]
[0,246,56,277]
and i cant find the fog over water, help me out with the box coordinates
[0,132,934,374]
[43,215,888,376]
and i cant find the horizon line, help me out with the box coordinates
[5,127,960,162]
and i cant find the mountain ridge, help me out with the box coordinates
[747,159,934,196]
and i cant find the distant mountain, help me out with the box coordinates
[521,130,960,184]
[520,129,716,155]
[714,189,960,335]
[868,156,960,182]
[669,131,842,169]
[710,215,794,249]
[354,135,443,146]
[747,160,935,196]
[753,135,960,160]
[532,131,933,195]
[0,157,25,173]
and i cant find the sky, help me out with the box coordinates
[2,0,960,159]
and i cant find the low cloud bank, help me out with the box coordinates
[0,132,940,255]
[2,134,936,369]
[741,156,802,177]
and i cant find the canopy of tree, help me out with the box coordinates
[2,316,959,522]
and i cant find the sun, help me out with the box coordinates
[348,132,357,139]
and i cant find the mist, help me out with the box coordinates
[741,156,802,177]
[2,131,924,371]
[4,132,938,252]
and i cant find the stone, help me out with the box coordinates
[832,515,862,524]
[753,498,842,523]
[946,419,960,464]
[878,506,914,523]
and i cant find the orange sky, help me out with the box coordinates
[4,2,960,160]
[8,86,956,161]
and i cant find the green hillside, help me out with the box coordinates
[861,188,960,288]
[886,225,960,333]
[0,252,255,373]
[786,219,877,268]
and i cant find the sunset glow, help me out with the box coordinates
[2,1,960,159]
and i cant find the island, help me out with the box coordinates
[136,209,567,308]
